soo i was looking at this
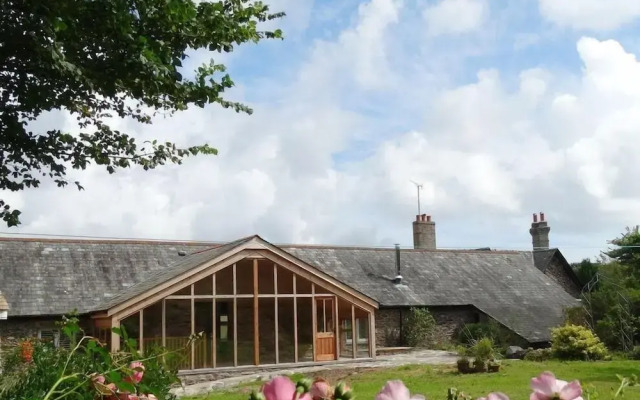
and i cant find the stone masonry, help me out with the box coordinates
[544,257,582,298]
[375,306,479,347]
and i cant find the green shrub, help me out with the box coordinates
[628,345,640,360]
[456,321,523,351]
[0,314,180,400]
[563,306,589,327]
[523,348,553,361]
[402,308,437,348]
[469,337,495,363]
[551,324,609,361]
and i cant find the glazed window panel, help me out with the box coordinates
[276,266,294,294]
[278,298,295,363]
[258,260,275,294]
[142,301,163,354]
[194,275,213,295]
[120,312,140,350]
[164,299,191,370]
[215,300,234,367]
[236,260,253,295]
[216,266,234,295]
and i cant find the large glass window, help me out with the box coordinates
[113,258,373,369]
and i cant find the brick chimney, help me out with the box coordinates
[529,212,550,250]
[413,214,436,249]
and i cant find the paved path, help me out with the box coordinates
[172,350,457,397]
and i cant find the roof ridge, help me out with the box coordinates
[280,244,530,254]
[0,236,222,246]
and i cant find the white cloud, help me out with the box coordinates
[423,0,488,36]
[539,0,640,31]
[6,0,640,264]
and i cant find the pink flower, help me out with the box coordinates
[91,374,116,395]
[125,361,145,384]
[530,372,583,400]
[262,376,312,400]
[310,378,332,400]
[146,395,158,400]
[375,381,425,400]
[477,393,509,400]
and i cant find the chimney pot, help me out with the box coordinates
[416,214,421,222]
[413,214,436,249]
[529,212,550,250]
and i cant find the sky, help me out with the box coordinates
[4,0,640,262]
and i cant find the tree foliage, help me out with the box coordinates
[0,0,283,226]
[571,227,640,351]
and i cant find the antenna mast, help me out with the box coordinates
[410,180,423,215]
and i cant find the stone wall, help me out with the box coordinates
[544,256,581,298]
[375,306,480,347]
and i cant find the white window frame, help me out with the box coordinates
[344,319,368,345]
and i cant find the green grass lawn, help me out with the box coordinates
[184,360,640,400]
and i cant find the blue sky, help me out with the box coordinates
[6,0,640,263]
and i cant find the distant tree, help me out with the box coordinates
[0,0,283,226]
[572,258,601,288]
[605,226,640,279]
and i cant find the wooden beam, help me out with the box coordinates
[253,259,259,366]
[212,273,216,369]
[274,263,279,364]
[293,274,298,363]
[351,304,356,359]
[233,263,238,367]
[139,309,144,354]
[190,284,195,370]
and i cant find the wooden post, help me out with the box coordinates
[334,297,339,360]
[139,309,144,354]
[233,263,238,367]
[190,284,195,370]
[162,300,166,348]
[161,299,166,364]
[111,318,120,352]
[253,259,259,366]
[311,284,316,362]
[274,263,279,364]
[351,305,357,359]
[212,273,216,368]
[369,311,376,359]
[293,274,298,363]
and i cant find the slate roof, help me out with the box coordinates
[0,236,579,342]
[99,236,255,310]
[283,246,579,342]
[0,238,215,316]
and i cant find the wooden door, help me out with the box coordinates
[314,297,336,361]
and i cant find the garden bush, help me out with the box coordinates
[551,324,609,361]
[456,321,524,351]
[0,314,182,400]
[628,345,640,360]
[402,307,437,347]
[523,348,553,361]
